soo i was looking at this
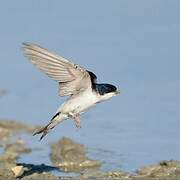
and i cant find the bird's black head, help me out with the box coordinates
[95,83,118,95]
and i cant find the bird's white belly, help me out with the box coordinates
[60,90,98,114]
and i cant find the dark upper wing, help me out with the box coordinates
[87,71,97,84]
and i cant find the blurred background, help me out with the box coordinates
[0,0,180,172]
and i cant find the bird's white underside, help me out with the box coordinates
[58,89,117,116]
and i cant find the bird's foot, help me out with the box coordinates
[74,114,81,129]
[68,113,81,129]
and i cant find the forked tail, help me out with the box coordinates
[33,112,65,140]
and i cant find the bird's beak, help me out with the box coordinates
[115,89,120,95]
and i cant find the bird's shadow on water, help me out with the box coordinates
[17,163,60,178]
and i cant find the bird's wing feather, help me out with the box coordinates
[23,43,93,96]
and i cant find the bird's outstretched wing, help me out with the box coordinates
[23,43,97,96]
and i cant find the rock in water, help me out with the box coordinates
[11,166,24,178]
[50,137,101,172]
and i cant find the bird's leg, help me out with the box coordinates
[74,114,81,128]
[68,112,81,129]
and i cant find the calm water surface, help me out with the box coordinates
[0,0,180,173]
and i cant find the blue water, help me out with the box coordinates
[0,0,180,172]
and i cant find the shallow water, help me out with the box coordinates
[1,0,180,173]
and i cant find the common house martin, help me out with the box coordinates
[23,43,120,140]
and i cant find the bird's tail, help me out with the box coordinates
[33,112,66,140]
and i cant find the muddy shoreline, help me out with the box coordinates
[0,119,180,180]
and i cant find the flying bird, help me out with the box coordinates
[23,43,120,140]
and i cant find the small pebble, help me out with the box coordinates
[11,165,24,178]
